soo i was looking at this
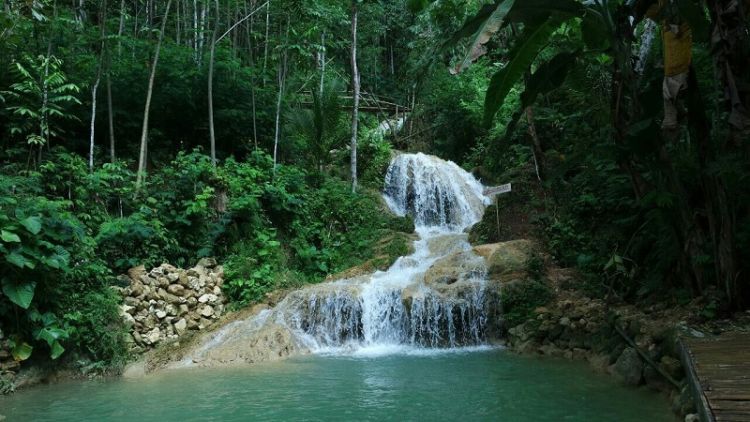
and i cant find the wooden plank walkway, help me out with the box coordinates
[680,332,750,422]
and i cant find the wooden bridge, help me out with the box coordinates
[680,332,750,422]
[298,90,411,115]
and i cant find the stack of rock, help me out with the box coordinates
[118,258,227,352]
[0,329,18,393]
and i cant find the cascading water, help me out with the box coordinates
[179,153,496,365]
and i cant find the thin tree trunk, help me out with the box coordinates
[136,0,173,187]
[349,0,360,193]
[272,17,289,173]
[198,1,207,65]
[208,0,219,166]
[193,0,198,60]
[89,72,101,172]
[319,31,326,96]
[107,72,115,162]
[89,0,108,172]
[525,106,543,181]
[262,1,270,82]
[117,0,125,55]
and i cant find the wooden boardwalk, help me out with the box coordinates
[680,332,750,422]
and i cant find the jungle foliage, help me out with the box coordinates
[0,0,748,375]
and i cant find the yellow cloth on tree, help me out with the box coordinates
[645,1,693,76]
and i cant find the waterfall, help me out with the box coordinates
[179,153,497,365]
[384,152,489,230]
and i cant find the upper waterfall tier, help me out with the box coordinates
[383,153,490,230]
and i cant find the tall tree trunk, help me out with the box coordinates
[136,0,172,187]
[272,17,289,173]
[349,0,360,193]
[89,0,108,172]
[198,1,207,65]
[107,72,115,162]
[208,0,219,166]
[193,0,198,63]
[89,72,101,172]
[117,0,125,55]
[262,1,270,83]
[319,31,326,96]
[525,106,543,182]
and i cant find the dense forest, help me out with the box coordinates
[0,0,748,377]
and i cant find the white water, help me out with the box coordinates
[182,153,495,363]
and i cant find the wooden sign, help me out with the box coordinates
[484,183,512,196]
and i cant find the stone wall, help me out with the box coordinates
[118,258,227,352]
[0,330,18,394]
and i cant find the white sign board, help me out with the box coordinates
[484,183,512,197]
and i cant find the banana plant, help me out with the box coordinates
[414,0,710,127]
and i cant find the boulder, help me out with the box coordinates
[660,355,683,380]
[144,328,161,345]
[614,347,643,385]
[472,239,533,277]
[200,305,214,318]
[423,250,485,287]
[167,284,186,296]
[127,265,147,281]
[198,293,218,304]
[197,257,217,268]
[174,318,188,334]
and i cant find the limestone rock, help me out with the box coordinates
[123,261,226,354]
[174,318,188,334]
[614,347,643,385]
[472,239,533,277]
[660,355,683,380]
[167,284,185,296]
[424,250,485,287]
[144,328,161,345]
[128,265,147,281]
[197,257,217,268]
[198,293,218,304]
[200,305,214,317]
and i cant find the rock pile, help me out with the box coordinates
[0,330,18,393]
[505,286,696,414]
[118,258,227,352]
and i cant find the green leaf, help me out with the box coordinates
[483,16,566,125]
[1,279,36,309]
[20,216,42,235]
[6,251,33,268]
[451,0,516,74]
[37,327,68,346]
[50,341,65,360]
[502,51,579,141]
[12,341,33,361]
[1,229,21,243]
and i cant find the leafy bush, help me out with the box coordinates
[501,280,553,329]
[95,208,178,273]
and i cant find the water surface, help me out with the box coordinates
[0,349,674,421]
